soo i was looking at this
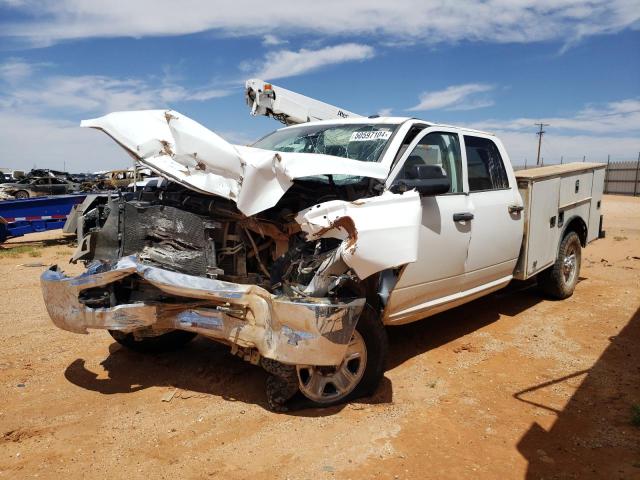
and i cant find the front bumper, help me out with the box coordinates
[41,256,364,366]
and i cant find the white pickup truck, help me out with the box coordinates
[42,91,606,410]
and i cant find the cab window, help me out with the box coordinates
[464,136,509,191]
[397,132,463,193]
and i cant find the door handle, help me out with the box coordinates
[508,204,524,214]
[453,212,474,222]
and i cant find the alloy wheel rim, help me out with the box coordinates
[296,330,367,403]
[562,247,578,285]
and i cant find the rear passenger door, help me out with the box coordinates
[50,178,67,194]
[462,135,523,290]
[31,178,51,196]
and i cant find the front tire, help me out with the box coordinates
[109,329,197,353]
[537,231,582,299]
[296,305,388,406]
[14,190,29,199]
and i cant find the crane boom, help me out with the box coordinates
[245,78,362,125]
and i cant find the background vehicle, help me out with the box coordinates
[0,170,25,182]
[70,173,98,183]
[97,168,151,190]
[0,177,80,199]
[42,82,606,410]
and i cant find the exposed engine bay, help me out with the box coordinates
[73,178,376,299]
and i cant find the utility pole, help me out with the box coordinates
[535,123,549,166]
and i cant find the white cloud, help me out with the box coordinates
[408,84,494,111]
[463,98,640,165]
[262,34,287,46]
[0,114,129,172]
[0,59,235,172]
[495,130,639,166]
[0,59,231,114]
[0,58,36,83]
[248,43,375,80]
[467,99,640,135]
[377,108,393,116]
[4,1,636,47]
[217,130,259,146]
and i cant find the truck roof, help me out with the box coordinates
[277,116,495,137]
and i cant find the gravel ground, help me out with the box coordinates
[0,194,638,480]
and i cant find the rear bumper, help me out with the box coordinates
[41,256,364,366]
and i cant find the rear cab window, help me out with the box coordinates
[464,135,509,192]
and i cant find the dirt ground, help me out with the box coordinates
[0,194,638,479]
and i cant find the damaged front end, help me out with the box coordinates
[42,257,364,366]
[43,186,372,366]
[42,109,423,408]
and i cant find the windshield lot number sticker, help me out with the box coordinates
[350,130,392,142]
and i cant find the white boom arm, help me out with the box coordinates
[245,78,362,125]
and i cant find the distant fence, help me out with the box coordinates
[604,159,640,196]
[515,154,640,197]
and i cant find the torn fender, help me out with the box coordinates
[295,190,422,279]
[81,110,389,216]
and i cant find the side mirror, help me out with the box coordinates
[390,164,451,196]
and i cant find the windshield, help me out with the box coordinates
[252,123,398,163]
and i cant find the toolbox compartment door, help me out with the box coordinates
[587,168,605,243]
[559,171,593,208]
[515,177,561,279]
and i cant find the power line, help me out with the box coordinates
[535,123,549,166]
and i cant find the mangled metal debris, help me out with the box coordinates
[42,256,365,366]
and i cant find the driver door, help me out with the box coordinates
[383,128,471,324]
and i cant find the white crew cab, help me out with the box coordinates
[42,110,605,411]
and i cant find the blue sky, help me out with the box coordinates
[0,0,638,172]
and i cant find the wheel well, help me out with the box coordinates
[563,216,587,247]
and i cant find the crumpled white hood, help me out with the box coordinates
[82,110,389,216]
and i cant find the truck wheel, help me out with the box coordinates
[109,329,197,353]
[538,231,582,299]
[14,190,29,199]
[295,305,388,407]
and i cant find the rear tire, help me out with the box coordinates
[109,329,197,353]
[537,231,581,299]
[14,190,29,199]
[296,305,388,407]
